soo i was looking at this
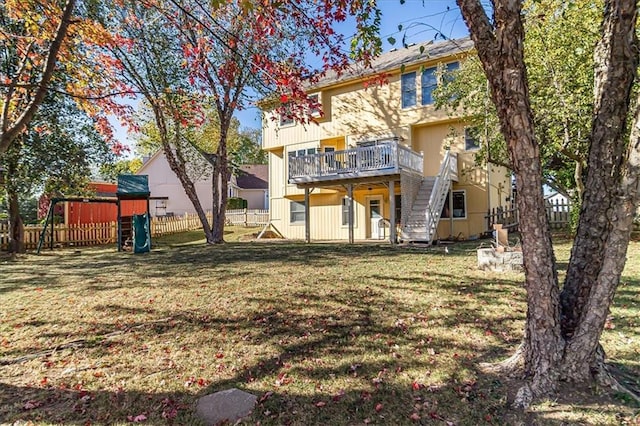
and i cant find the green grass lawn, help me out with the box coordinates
[0,231,638,425]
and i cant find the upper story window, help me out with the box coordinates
[465,127,481,151]
[421,67,437,105]
[308,93,322,118]
[401,72,416,108]
[280,115,294,127]
[444,61,459,82]
[402,61,460,108]
[279,103,294,127]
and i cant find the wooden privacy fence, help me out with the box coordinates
[545,199,572,230]
[485,199,573,233]
[486,205,519,232]
[150,213,209,237]
[1,210,268,251]
[1,222,118,251]
[225,209,269,227]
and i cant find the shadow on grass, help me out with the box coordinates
[1,239,638,425]
[1,243,412,295]
[1,290,635,426]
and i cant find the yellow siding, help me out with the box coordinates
[271,193,365,240]
[268,151,285,199]
[262,64,457,151]
[412,123,511,240]
[262,48,511,240]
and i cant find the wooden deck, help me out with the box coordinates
[288,141,423,185]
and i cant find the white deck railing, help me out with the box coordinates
[289,141,423,182]
[424,150,456,240]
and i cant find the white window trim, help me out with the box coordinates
[400,71,417,109]
[441,189,468,220]
[401,61,460,109]
[309,93,323,118]
[290,200,306,225]
[464,127,481,151]
[279,114,295,127]
[341,196,356,227]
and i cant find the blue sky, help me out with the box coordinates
[236,0,469,129]
[113,0,469,154]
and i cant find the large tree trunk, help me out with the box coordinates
[457,0,562,399]
[562,83,640,382]
[7,189,25,254]
[162,144,215,244]
[561,0,638,341]
[152,105,215,244]
[458,0,639,405]
[211,124,230,244]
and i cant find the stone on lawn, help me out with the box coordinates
[195,388,257,425]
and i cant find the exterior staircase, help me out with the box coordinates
[401,150,455,244]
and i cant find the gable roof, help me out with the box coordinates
[136,150,164,174]
[236,165,268,190]
[314,36,474,90]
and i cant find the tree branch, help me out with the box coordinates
[0,0,78,154]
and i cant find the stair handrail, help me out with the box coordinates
[424,150,453,242]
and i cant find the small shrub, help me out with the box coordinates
[227,197,247,210]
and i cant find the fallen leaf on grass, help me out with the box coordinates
[374,403,383,412]
[127,414,147,422]
[332,389,346,402]
[259,391,273,404]
[23,400,43,410]
[275,372,293,386]
[162,408,177,420]
[315,401,327,407]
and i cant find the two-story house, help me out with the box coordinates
[261,37,512,244]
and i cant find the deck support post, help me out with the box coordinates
[305,187,310,243]
[348,184,354,244]
[389,180,396,245]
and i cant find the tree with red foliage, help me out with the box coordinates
[1,0,128,155]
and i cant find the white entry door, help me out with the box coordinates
[368,197,383,239]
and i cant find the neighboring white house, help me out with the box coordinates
[545,191,570,206]
[136,150,268,216]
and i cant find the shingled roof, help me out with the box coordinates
[314,36,473,89]
[236,165,268,190]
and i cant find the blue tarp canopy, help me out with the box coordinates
[117,175,150,198]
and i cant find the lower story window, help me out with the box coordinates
[341,197,353,226]
[290,201,306,224]
[441,190,467,219]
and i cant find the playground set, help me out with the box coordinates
[37,175,153,254]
